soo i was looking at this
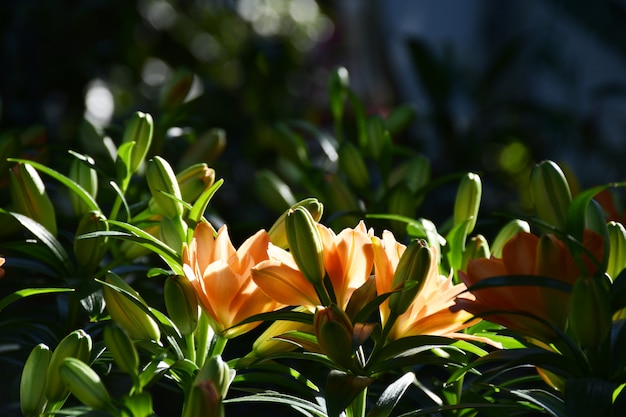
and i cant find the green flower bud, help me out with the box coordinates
[119,223,160,260]
[286,206,325,286]
[102,272,161,342]
[268,198,324,249]
[20,343,51,417]
[46,329,93,402]
[103,324,139,376]
[365,115,390,160]
[160,67,194,110]
[323,174,360,214]
[453,172,482,235]
[254,169,297,214]
[338,141,369,190]
[159,215,188,252]
[179,128,227,166]
[147,156,183,218]
[122,111,154,174]
[607,221,626,280]
[314,305,354,370]
[74,211,108,274]
[384,103,416,134]
[568,274,612,348]
[328,67,349,122]
[68,156,98,216]
[164,275,199,336]
[530,160,572,230]
[388,240,432,316]
[405,154,431,196]
[60,357,111,410]
[491,219,530,258]
[183,355,234,417]
[177,163,216,204]
[461,234,490,272]
[9,162,57,236]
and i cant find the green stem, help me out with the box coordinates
[348,386,367,417]
[185,333,196,364]
[210,334,228,357]
[194,311,214,368]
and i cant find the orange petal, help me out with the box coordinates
[252,260,319,306]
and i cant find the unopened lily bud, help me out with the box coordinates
[20,343,51,417]
[10,162,57,236]
[60,357,111,410]
[160,67,194,110]
[323,174,360,214]
[179,128,227,166]
[159,215,187,252]
[46,329,93,402]
[405,154,431,196]
[338,141,369,190]
[461,234,490,272]
[584,199,609,269]
[314,305,354,369]
[164,275,199,335]
[196,354,235,399]
[268,198,324,249]
[286,206,325,285]
[176,163,216,204]
[569,274,612,348]
[453,172,482,235]
[607,221,626,280]
[74,211,108,274]
[102,272,161,342]
[254,170,297,214]
[385,103,416,134]
[147,156,183,218]
[491,219,531,258]
[530,160,572,230]
[122,111,154,174]
[120,223,160,260]
[68,156,98,216]
[365,115,390,160]
[251,315,315,358]
[328,67,349,122]
[183,380,223,417]
[388,240,432,316]
[345,277,377,322]
[103,324,139,376]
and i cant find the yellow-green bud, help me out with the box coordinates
[159,215,188,252]
[286,206,325,285]
[530,160,572,230]
[103,324,139,376]
[122,111,154,174]
[388,240,432,316]
[160,67,194,110]
[196,354,235,399]
[328,67,349,121]
[102,272,161,342]
[20,343,51,417]
[461,234,490,272]
[254,170,297,214]
[177,163,216,204]
[365,115,390,160]
[9,162,57,236]
[568,274,612,348]
[74,211,108,274]
[68,156,98,216]
[164,275,199,335]
[607,221,626,280]
[491,219,530,258]
[147,156,183,218]
[453,172,482,235]
[59,357,111,410]
[46,329,93,402]
[120,223,160,260]
[338,141,370,190]
[314,304,354,370]
[268,198,324,249]
[179,128,227,166]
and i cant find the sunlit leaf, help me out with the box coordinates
[0,287,73,313]
[367,372,415,417]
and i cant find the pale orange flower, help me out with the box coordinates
[182,222,281,338]
[372,230,478,341]
[456,230,605,342]
[0,257,4,279]
[252,221,374,309]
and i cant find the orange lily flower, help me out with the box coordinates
[252,221,374,309]
[456,230,604,342]
[182,222,281,338]
[372,230,478,341]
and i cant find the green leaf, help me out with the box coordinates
[367,372,415,417]
[1,210,74,275]
[325,370,374,417]
[7,158,100,213]
[225,392,327,416]
[565,184,610,242]
[0,287,74,313]
[464,274,573,294]
[565,377,614,417]
[188,178,223,225]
